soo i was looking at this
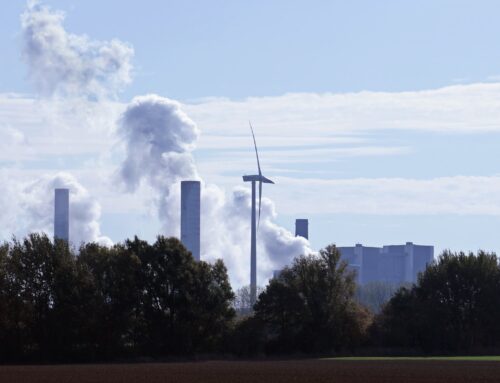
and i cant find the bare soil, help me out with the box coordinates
[1,359,499,383]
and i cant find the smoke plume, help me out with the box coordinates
[0,2,118,248]
[14,1,310,287]
[21,1,133,99]
[118,94,311,286]
[118,95,199,234]
[200,186,311,286]
[21,172,112,246]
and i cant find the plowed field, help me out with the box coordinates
[1,359,500,383]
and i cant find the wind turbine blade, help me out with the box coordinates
[258,180,262,228]
[249,121,262,176]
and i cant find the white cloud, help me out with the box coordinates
[0,170,22,240]
[21,1,133,99]
[185,83,500,139]
[5,81,500,174]
[0,125,26,160]
[487,75,500,82]
[0,95,123,160]
[270,175,500,216]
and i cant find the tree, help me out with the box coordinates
[369,286,419,349]
[0,234,95,361]
[0,234,236,362]
[374,250,500,353]
[78,242,142,358]
[233,285,265,314]
[0,242,11,360]
[127,236,235,355]
[188,259,235,352]
[254,244,372,354]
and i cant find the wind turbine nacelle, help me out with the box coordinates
[243,175,275,184]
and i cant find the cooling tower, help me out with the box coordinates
[181,181,201,261]
[54,188,69,242]
[295,218,309,239]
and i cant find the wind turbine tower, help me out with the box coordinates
[243,123,274,306]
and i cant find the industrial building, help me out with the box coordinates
[54,188,69,242]
[180,181,201,261]
[295,219,309,239]
[338,242,434,285]
[273,269,282,279]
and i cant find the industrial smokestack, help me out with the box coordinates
[295,218,309,239]
[54,188,69,242]
[181,181,201,261]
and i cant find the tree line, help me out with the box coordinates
[371,250,500,354]
[0,234,234,362]
[1,234,499,362]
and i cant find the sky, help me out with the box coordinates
[1,1,500,286]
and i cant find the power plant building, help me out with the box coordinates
[295,219,309,239]
[338,242,434,285]
[54,188,69,242]
[181,181,201,261]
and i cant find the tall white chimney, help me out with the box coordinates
[181,181,201,261]
[54,188,69,242]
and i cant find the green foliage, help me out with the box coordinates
[78,242,142,358]
[0,234,93,361]
[251,244,372,354]
[4,236,500,360]
[374,250,500,353]
[0,243,9,360]
[228,315,267,356]
[0,234,235,362]
[129,236,235,355]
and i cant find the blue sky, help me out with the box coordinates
[3,0,500,99]
[1,1,500,286]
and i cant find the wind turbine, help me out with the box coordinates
[243,122,274,306]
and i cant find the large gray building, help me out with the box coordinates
[295,219,309,239]
[54,188,69,242]
[180,181,201,261]
[338,242,434,285]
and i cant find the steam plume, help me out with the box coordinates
[22,173,112,246]
[21,1,133,99]
[118,95,199,234]
[118,94,311,286]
